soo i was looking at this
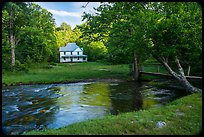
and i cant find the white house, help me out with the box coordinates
[59,43,87,63]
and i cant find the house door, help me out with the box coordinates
[70,57,73,62]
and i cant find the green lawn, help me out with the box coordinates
[2,62,130,86]
[24,92,202,135]
[2,62,170,86]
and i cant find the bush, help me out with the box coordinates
[25,55,32,65]
[14,60,29,72]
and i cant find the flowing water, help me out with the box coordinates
[2,80,191,135]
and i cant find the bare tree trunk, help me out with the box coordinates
[10,34,15,67]
[160,57,201,93]
[133,50,139,81]
[10,11,15,69]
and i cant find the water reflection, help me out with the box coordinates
[47,82,112,129]
[109,82,143,114]
[2,81,190,135]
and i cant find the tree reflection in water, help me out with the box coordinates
[2,81,190,135]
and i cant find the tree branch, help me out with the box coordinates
[81,2,89,8]
[14,35,20,45]
[152,55,181,80]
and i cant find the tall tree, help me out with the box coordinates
[82,2,202,92]
[2,2,27,69]
[16,2,57,63]
[82,2,149,80]
[144,2,202,92]
[76,23,108,61]
[2,2,58,68]
[69,25,82,42]
[55,22,72,47]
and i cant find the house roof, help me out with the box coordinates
[59,43,82,52]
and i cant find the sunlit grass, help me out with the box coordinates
[2,62,130,86]
[2,62,177,86]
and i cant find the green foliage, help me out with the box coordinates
[2,2,201,78]
[76,23,108,61]
[144,2,202,74]
[14,60,29,72]
[69,25,82,42]
[17,3,57,63]
[55,22,73,47]
[2,2,58,70]
[107,47,132,64]
[82,3,151,64]
[82,2,202,76]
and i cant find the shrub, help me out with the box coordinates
[14,60,29,72]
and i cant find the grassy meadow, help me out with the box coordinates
[2,62,169,86]
[2,62,130,86]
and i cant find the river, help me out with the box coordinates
[2,79,191,135]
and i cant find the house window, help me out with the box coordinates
[77,52,79,55]
[78,57,79,60]
[71,52,72,55]
[64,52,66,55]
[83,57,86,60]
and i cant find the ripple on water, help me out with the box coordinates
[24,101,33,105]
[34,87,49,92]
[4,105,20,112]
[3,92,19,97]
[2,81,189,135]
[3,124,36,135]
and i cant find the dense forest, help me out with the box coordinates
[2,2,202,92]
[2,2,108,72]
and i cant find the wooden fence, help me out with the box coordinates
[140,71,202,80]
[129,63,202,80]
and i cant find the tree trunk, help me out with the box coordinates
[160,57,201,93]
[133,50,139,81]
[9,11,15,69]
[11,36,15,68]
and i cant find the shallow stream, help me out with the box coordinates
[2,80,190,134]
